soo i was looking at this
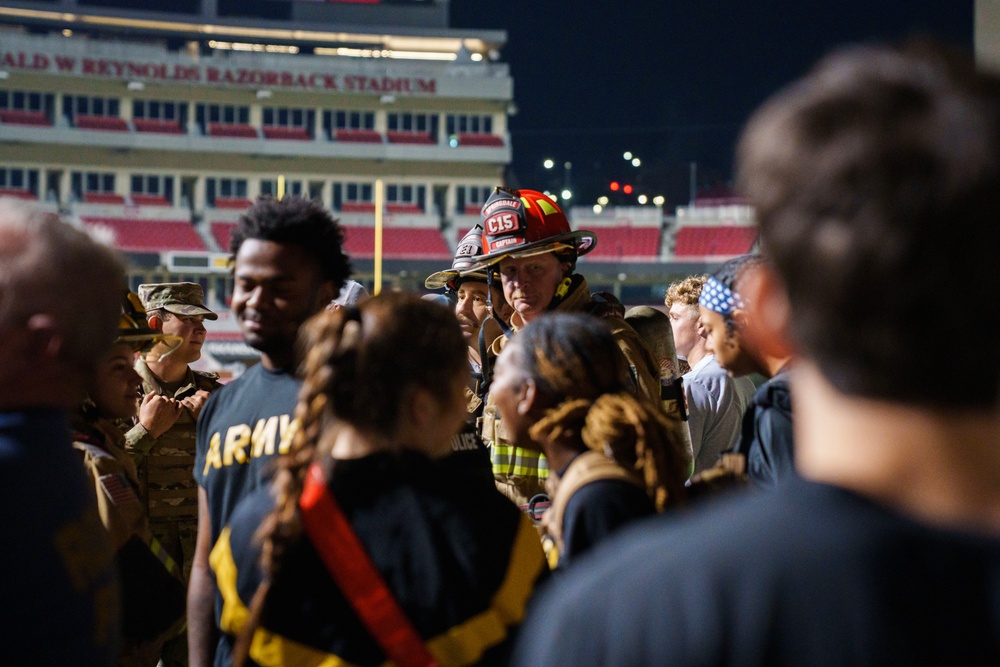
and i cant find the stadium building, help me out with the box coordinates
[0,0,755,374]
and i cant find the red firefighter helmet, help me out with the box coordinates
[465,187,597,272]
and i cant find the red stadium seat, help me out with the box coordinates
[386,131,434,145]
[0,110,50,126]
[212,197,254,210]
[335,129,383,143]
[456,133,504,147]
[80,217,206,252]
[340,202,377,213]
[83,192,127,205]
[673,226,757,257]
[0,188,38,200]
[210,221,237,251]
[587,227,661,261]
[385,202,424,214]
[75,115,128,132]
[131,194,171,206]
[341,226,450,260]
[262,126,312,141]
[133,118,184,134]
[207,123,258,139]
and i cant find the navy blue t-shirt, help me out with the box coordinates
[0,408,120,666]
[194,363,302,547]
[515,476,1000,666]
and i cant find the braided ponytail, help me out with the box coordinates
[233,293,466,665]
[580,393,688,510]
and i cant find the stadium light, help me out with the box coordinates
[638,194,648,205]
[623,184,633,194]
[543,159,555,169]
[653,195,665,206]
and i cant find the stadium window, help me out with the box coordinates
[131,175,142,193]
[361,184,372,201]
[102,174,114,192]
[387,185,398,201]
[402,185,413,201]
[260,179,277,196]
[263,108,273,125]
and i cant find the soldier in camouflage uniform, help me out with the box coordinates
[124,282,221,667]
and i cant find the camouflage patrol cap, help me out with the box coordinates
[138,282,218,320]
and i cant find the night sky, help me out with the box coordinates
[450,2,973,208]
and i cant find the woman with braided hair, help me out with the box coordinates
[491,312,690,569]
[210,292,547,667]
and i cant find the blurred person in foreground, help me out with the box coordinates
[212,293,546,666]
[188,196,350,666]
[513,42,1000,665]
[0,201,125,665]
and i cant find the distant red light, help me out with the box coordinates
[610,181,620,191]
[623,184,633,194]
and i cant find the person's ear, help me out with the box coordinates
[518,378,538,416]
[560,261,573,278]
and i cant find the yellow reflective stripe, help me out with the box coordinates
[425,514,546,665]
[212,516,546,667]
[250,629,361,667]
[491,443,549,479]
[209,527,250,637]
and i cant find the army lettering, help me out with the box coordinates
[203,415,301,475]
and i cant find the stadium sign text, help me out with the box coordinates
[0,50,438,95]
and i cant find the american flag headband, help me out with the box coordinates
[698,275,745,316]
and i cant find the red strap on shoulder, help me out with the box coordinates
[299,462,438,667]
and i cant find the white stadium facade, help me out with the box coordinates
[0,0,756,375]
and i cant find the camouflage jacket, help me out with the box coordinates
[73,410,149,551]
[125,358,222,523]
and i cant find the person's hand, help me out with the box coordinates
[138,392,183,439]
[180,390,212,420]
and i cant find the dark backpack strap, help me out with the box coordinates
[299,463,438,667]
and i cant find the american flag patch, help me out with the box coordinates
[100,473,141,508]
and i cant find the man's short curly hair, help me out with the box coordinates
[664,275,707,308]
[230,196,351,290]
[738,42,1000,407]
